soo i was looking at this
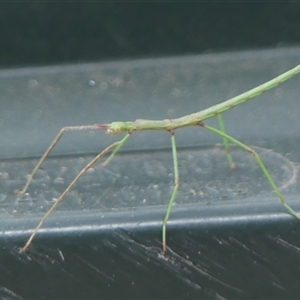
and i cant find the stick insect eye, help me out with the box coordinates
[108,122,127,134]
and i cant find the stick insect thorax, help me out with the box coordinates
[100,63,300,135]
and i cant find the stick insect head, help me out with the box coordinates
[97,122,133,135]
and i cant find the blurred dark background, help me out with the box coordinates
[1,2,300,68]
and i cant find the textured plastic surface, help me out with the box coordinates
[1,47,300,299]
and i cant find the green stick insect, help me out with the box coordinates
[16,64,300,253]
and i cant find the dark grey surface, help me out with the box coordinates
[1,2,300,68]
[0,47,300,299]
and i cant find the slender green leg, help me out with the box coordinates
[217,114,236,170]
[21,134,131,252]
[162,130,180,252]
[101,133,131,167]
[201,122,300,220]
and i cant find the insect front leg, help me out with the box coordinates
[15,125,103,195]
